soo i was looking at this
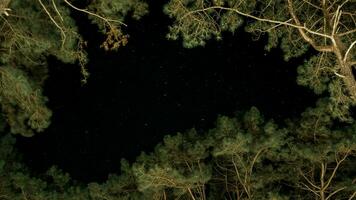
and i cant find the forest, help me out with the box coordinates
[0,0,355,199]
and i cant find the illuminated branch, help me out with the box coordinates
[287,0,333,52]
[344,40,356,62]
[339,29,356,37]
[349,191,356,200]
[299,150,352,200]
[63,0,127,27]
[0,8,11,16]
[0,0,11,16]
[180,5,333,40]
[52,0,64,22]
[37,0,66,46]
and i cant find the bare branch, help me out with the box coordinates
[0,8,11,16]
[298,169,321,190]
[232,157,251,199]
[339,0,351,9]
[187,188,196,200]
[344,40,356,62]
[302,0,322,10]
[323,151,350,191]
[287,0,333,52]
[325,187,346,200]
[320,162,326,189]
[37,0,66,46]
[331,6,342,36]
[339,29,356,37]
[179,5,333,40]
[335,71,347,78]
[63,0,127,27]
[349,191,356,200]
[52,0,63,22]
[299,182,321,197]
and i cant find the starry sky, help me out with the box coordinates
[16,1,318,182]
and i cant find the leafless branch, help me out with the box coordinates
[344,40,356,62]
[349,191,356,200]
[325,187,346,200]
[37,0,66,46]
[287,0,333,52]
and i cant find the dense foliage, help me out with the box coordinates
[0,0,148,136]
[0,0,355,199]
[0,106,355,199]
[164,0,356,121]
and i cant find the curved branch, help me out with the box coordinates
[52,0,63,22]
[349,191,356,200]
[38,0,66,46]
[344,40,356,62]
[180,5,333,41]
[323,151,350,190]
[287,0,333,52]
[63,0,127,27]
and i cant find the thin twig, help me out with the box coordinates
[344,40,356,62]
[37,0,66,46]
[52,0,64,22]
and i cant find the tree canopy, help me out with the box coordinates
[0,106,355,199]
[0,0,355,199]
[0,0,148,136]
[0,0,355,136]
[164,0,356,121]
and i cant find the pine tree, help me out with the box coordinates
[0,1,355,199]
[163,0,356,121]
[0,0,148,136]
[0,106,355,199]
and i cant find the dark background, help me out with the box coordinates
[16,1,317,182]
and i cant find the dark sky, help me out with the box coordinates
[16,1,317,182]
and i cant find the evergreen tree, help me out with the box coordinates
[131,107,356,199]
[0,107,355,199]
[163,0,356,121]
[0,1,355,199]
[0,0,148,136]
[132,129,212,199]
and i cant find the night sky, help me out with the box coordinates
[16,1,318,182]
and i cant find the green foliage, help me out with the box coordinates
[1,0,82,67]
[0,113,5,132]
[0,133,16,175]
[88,159,142,200]
[328,78,355,121]
[297,55,332,95]
[164,0,254,48]
[0,0,84,136]
[209,108,292,199]
[45,166,71,191]
[297,53,356,122]
[0,1,355,199]
[164,0,356,121]
[0,66,52,136]
[118,107,356,199]
[0,0,148,136]
[87,0,148,51]
[0,106,355,199]
[132,129,212,199]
